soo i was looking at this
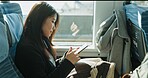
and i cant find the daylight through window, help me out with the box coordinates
[12,1,94,46]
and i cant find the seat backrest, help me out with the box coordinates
[0,2,24,78]
[96,9,132,76]
[0,3,9,64]
[127,19,148,70]
[1,2,23,60]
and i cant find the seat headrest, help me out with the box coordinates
[0,3,22,16]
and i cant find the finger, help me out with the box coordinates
[76,47,80,50]
[76,55,80,58]
[72,47,79,52]
[68,47,72,53]
[77,56,81,60]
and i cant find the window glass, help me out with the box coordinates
[12,1,94,46]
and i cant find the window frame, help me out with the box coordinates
[13,1,96,47]
[10,1,99,57]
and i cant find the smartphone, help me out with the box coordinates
[75,44,89,54]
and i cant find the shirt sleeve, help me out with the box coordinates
[55,51,68,65]
[50,58,75,78]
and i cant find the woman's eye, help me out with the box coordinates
[52,21,55,23]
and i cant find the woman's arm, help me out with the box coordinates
[15,45,74,78]
[49,58,75,78]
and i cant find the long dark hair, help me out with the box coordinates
[23,2,59,59]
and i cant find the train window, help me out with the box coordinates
[12,1,95,47]
[8,1,124,56]
[131,1,148,6]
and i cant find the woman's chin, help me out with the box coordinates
[48,34,51,37]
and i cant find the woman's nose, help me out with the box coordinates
[52,25,55,30]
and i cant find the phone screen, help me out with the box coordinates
[75,44,89,54]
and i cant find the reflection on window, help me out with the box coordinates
[12,1,94,46]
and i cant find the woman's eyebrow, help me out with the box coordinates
[53,18,56,21]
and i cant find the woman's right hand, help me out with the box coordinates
[65,47,80,65]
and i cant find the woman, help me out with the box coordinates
[15,2,80,78]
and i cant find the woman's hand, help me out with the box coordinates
[65,47,80,65]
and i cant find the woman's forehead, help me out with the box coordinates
[48,14,57,20]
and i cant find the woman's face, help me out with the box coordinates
[42,14,57,38]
